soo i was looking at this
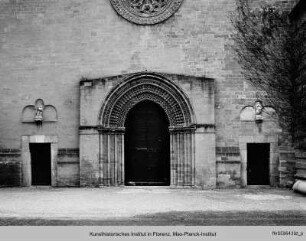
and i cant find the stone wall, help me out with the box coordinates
[0,0,247,149]
[295,151,306,181]
[0,149,21,186]
[279,148,306,187]
[57,148,79,186]
[0,0,299,187]
[278,0,306,188]
[216,147,240,188]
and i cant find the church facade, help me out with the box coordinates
[0,0,299,188]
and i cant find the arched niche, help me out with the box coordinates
[21,98,57,123]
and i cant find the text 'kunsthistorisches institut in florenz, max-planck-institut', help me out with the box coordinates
[0,0,305,189]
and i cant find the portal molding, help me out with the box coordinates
[80,72,216,188]
[99,72,195,128]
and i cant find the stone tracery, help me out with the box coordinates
[109,0,184,25]
[129,0,168,14]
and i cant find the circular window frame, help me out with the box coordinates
[109,0,184,25]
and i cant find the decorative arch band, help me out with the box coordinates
[99,72,195,128]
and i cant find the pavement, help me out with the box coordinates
[0,186,305,225]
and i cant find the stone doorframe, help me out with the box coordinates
[79,72,216,188]
[239,135,279,187]
[98,73,196,187]
[21,135,58,187]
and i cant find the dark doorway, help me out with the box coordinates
[247,143,270,185]
[125,101,170,186]
[30,143,51,185]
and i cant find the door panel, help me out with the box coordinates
[125,101,170,185]
[247,143,270,185]
[30,143,51,185]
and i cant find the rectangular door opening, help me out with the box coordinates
[30,143,51,186]
[247,143,270,185]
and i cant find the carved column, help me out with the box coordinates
[99,127,125,186]
[170,126,195,187]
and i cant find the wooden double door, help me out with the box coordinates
[125,101,170,186]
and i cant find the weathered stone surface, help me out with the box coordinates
[57,149,80,186]
[80,72,215,188]
[0,0,299,187]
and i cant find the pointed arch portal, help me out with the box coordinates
[99,72,195,128]
[79,72,216,188]
[98,73,195,186]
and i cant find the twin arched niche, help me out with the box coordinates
[99,72,195,129]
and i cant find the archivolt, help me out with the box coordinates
[99,72,195,128]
